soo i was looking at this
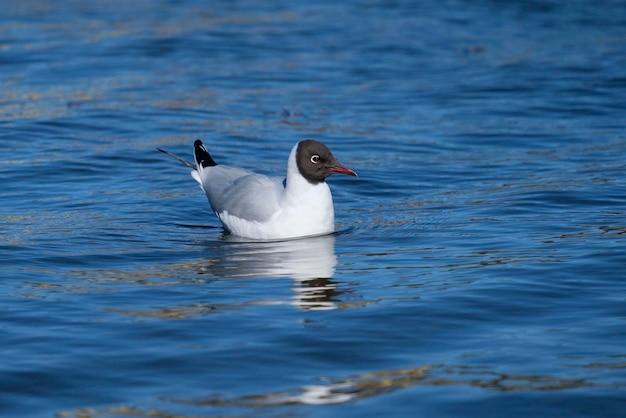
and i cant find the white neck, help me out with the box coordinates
[284,143,317,199]
[281,143,335,233]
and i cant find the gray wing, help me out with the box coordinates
[194,166,284,222]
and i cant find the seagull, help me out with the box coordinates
[158,139,357,240]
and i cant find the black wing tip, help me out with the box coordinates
[194,139,218,168]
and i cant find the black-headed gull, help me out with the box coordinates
[158,139,357,240]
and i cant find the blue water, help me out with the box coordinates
[2,1,626,417]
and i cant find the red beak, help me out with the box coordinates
[330,164,358,177]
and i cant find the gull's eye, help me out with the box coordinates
[311,154,320,164]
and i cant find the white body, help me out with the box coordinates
[191,143,335,240]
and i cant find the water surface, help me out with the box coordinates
[1,1,625,417]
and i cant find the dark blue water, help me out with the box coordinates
[1,1,625,417]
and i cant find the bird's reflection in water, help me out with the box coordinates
[291,276,342,311]
[203,234,342,310]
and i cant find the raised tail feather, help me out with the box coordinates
[157,139,218,170]
[157,147,196,169]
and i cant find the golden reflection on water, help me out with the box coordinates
[106,304,217,319]
[168,364,599,408]
[58,361,624,417]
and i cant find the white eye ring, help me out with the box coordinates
[311,154,320,163]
